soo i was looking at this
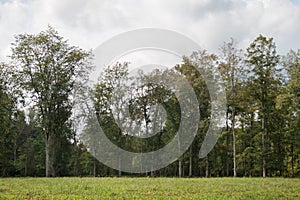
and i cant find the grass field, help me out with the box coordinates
[0,177,299,199]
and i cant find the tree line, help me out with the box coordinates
[0,27,299,177]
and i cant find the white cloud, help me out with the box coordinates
[0,0,300,62]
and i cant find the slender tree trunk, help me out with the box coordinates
[144,110,149,177]
[140,145,143,175]
[232,129,237,177]
[232,107,237,177]
[231,64,237,177]
[25,153,28,176]
[205,155,209,178]
[13,138,17,167]
[291,143,294,177]
[225,107,230,176]
[118,155,122,177]
[297,160,300,177]
[51,141,56,177]
[151,142,154,177]
[250,112,254,177]
[262,111,266,178]
[189,146,192,177]
[177,123,182,178]
[45,133,50,177]
[93,147,96,177]
[178,158,182,178]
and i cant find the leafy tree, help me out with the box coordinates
[0,63,16,176]
[219,39,244,177]
[175,50,218,177]
[16,108,45,176]
[11,26,92,177]
[1,29,299,178]
[279,49,300,177]
[245,35,280,177]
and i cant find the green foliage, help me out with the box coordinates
[245,35,282,177]
[10,26,92,177]
[0,27,299,178]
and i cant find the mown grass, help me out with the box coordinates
[0,177,299,199]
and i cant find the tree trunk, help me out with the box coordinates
[225,107,230,176]
[25,152,28,177]
[206,155,209,178]
[291,143,294,177]
[262,111,266,178]
[45,134,50,177]
[118,155,121,177]
[13,138,17,167]
[51,141,56,177]
[93,147,96,177]
[189,146,192,177]
[151,143,154,177]
[178,157,182,178]
[232,106,237,177]
[177,122,182,178]
[44,131,55,177]
[232,129,237,177]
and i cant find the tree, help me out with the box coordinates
[219,38,243,177]
[16,108,45,176]
[2,29,299,178]
[92,63,178,176]
[0,63,16,176]
[280,49,300,177]
[175,50,218,177]
[11,26,92,177]
[129,69,175,176]
[91,63,128,175]
[245,35,280,177]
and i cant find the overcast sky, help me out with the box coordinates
[1,0,300,63]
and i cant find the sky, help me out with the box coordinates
[0,0,300,63]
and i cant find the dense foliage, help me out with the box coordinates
[0,28,299,177]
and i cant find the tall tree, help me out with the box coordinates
[0,63,16,176]
[176,50,217,177]
[11,26,92,177]
[219,38,243,177]
[280,49,300,177]
[245,35,280,177]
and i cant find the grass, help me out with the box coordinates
[0,177,299,199]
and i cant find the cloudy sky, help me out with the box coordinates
[0,0,300,63]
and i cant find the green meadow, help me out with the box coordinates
[0,177,299,199]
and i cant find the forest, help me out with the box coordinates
[0,26,299,178]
